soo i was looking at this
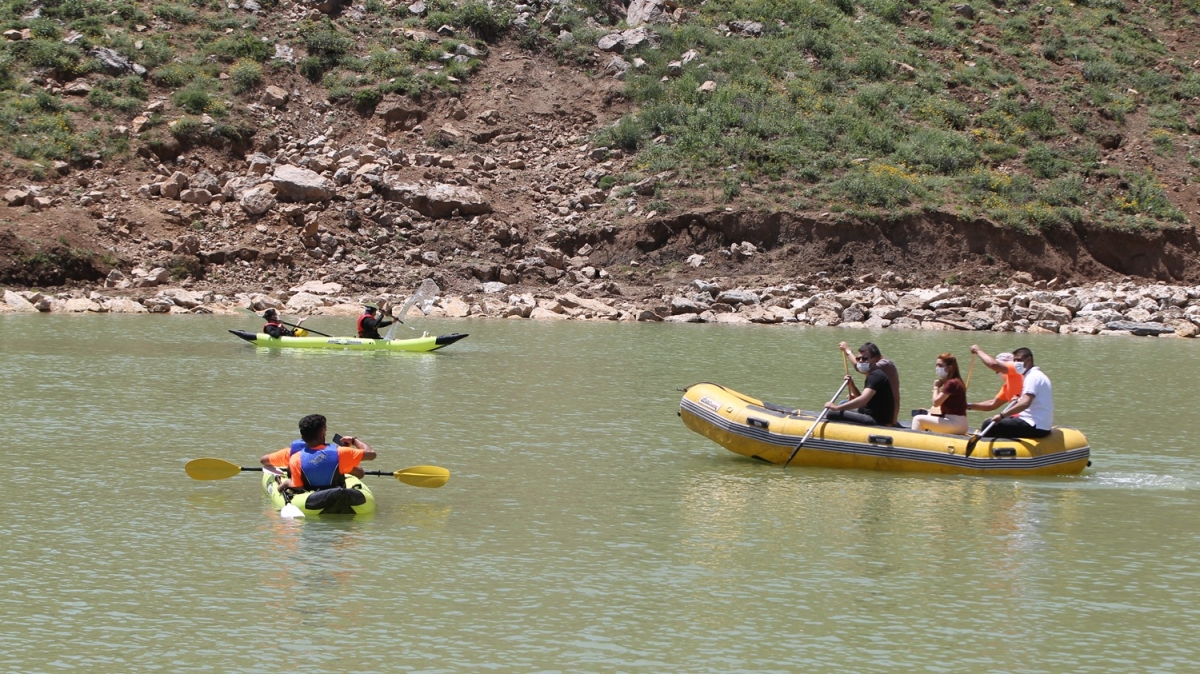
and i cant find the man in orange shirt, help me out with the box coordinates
[267,414,377,491]
[965,345,1024,413]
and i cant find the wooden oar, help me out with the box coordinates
[964,399,1019,458]
[964,353,976,391]
[239,308,332,337]
[185,458,450,488]
[783,378,851,469]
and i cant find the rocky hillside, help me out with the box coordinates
[1,0,1200,301]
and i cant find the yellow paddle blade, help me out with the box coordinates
[395,465,450,488]
[185,458,243,481]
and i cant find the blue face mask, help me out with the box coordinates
[1014,362,1027,376]
[856,362,871,373]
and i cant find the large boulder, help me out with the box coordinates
[377,98,426,132]
[4,290,38,312]
[290,280,343,295]
[1106,321,1176,336]
[381,182,491,218]
[626,0,672,26]
[286,292,328,311]
[240,185,277,215]
[105,298,149,313]
[270,165,333,202]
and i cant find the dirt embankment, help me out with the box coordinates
[600,210,1200,291]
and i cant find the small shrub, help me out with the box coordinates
[172,80,221,115]
[1083,60,1118,84]
[1179,73,1200,100]
[597,116,643,152]
[368,48,411,79]
[454,1,510,42]
[152,61,201,87]
[206,34,272,63]
[352,87,382,110]
[229,59,264,93]
[170,116,204,140]
[1043,175,1087,206]
[298,57,325,82]
[854,49,892,81]
[1121,170,1187,222]
[1149,129,1174,157]
[1024,143,1070,179]
[1019,105,1059,138]
[35,89,64,112]
[302,22,352,60]
[834,163,924,208]
[153,3,198,23]
[897,128,978,175]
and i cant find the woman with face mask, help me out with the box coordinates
[910,353,969,434]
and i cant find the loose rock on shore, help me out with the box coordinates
[5,272,1200,339]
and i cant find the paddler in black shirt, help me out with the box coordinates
[262,308,307,338]
[824,343,897,426]
[356,305,393,339]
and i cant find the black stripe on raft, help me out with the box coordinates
[681,398,1089,471]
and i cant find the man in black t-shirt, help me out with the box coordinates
[824,345,897,426]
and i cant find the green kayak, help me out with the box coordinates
[229,329,468,352]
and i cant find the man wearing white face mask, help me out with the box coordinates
[826,343,899,427]
[981,347,1053,439]
[839,341,900,425]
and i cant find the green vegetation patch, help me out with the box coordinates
[589,0,1198,230]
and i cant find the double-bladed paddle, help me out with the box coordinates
[185,457,451,488]
[383,279,440,340]
[239,308,332,337]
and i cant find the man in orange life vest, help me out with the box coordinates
[357,305,393,339]
[261,414,376,491]
[965,345,1024,413]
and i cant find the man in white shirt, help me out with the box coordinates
[981,347,1053,439]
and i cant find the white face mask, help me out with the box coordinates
[1014,362,1027,375]
[935,367,948,379]
[855,362,871,373]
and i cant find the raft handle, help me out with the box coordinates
[868,435,893,445]
[747,417,770,430]
[992,448,1017,458]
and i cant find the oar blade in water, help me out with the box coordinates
[185,458,243,481]
[395,465,450,488]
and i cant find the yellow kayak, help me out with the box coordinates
[680,382,1091,476]
[230,329,467,352]
[261,469,376,516]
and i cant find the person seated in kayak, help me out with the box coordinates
[824,344,896,426]
[965,345,1024,413]
[357,305,393,339]
[262,308,307,338]
[839,341,900,425]
[911,353,969,435]
[274,414,377,492]
[981,347,1054,439]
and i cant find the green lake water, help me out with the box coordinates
[1,314,1198,672]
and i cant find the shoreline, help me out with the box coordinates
[4,273,1198,339]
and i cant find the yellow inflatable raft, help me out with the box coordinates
[680,383,1091,476]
